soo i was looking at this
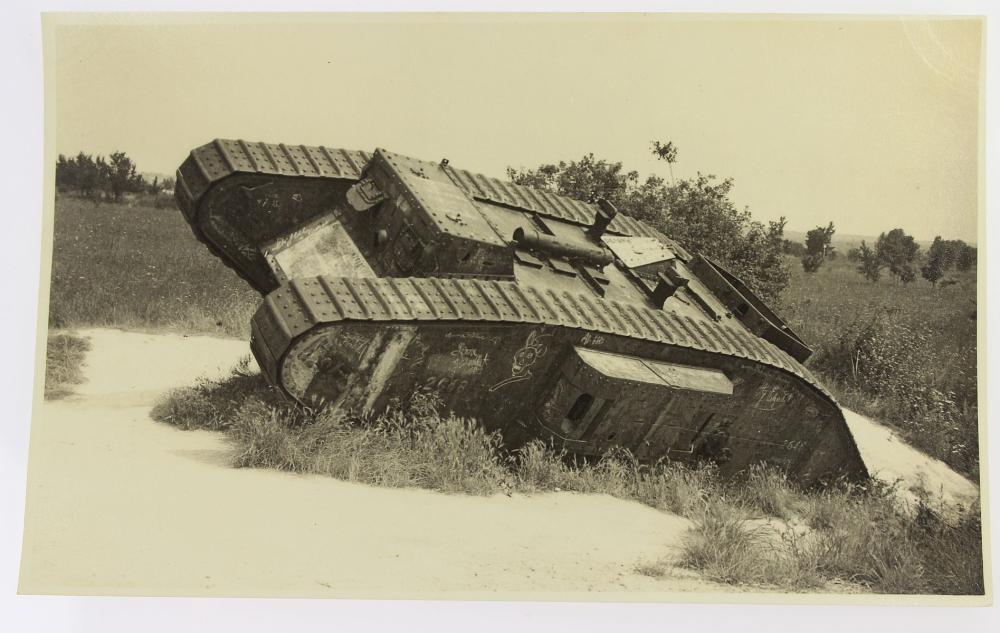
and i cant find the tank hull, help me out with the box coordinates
[174,138,870,485]
[252,275,866,485]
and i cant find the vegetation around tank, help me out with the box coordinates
[43,332,90,400]
[150,362,982,594]
[48,149,979,476]
[46,151,981,593]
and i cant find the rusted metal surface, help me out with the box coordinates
[175,138,867,485]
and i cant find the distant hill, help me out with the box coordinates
[784,229,878,251]
[141,172,174,187]
[784,229,973,252]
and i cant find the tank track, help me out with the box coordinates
[252,275,832,405]
[174,140,373,288]
[174,138,691,270]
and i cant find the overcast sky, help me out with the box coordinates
[51,14,982,242]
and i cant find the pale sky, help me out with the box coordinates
[51,14,982,242]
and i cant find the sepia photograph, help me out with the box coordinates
[4,5,994,624]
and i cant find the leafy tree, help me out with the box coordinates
[507,142,789,302]
[650,140,678,184]
[107,151,146,202]
[875,228,920,281]
[802,222,835,273]
[805,222,836,257]
[55,154,75,191]
[921,253,945,286]
[956,244,976,271]
[54,150,147,201]
[897,262,917,284]
[846,247,862,263]
[70,152,102,197]
[857,240,883,282]
[927,237,955,270]
[801,253,824,273]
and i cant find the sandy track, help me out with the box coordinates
[19,329,723,598]
[844,410,980,512]
[20,328,978,598]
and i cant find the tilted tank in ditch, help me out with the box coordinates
[175,139,867,485]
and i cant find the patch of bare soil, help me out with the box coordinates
[22,328,973,598]
[19,329,726,597]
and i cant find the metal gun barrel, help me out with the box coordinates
[512,227,613,267]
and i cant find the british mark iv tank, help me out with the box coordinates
[175,139,868,485]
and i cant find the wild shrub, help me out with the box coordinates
[738,464,800,520]
[681,478,982,594]
[813,308,978,476]
[151,356,280,431]
[909,501,984,594]
[513,440,576,491]
[44,332,91,399]
[678,499,823,589]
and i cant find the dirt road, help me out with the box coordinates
[19,328,977,598]
[19,329,722,598]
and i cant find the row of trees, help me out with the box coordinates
[789,221,976,285]
[56,151,173,202]
[920,236,977,285]
[846,230,976,284]
[508,142,790,302]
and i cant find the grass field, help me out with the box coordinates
[780,256,979,478]
[48,194,259,338]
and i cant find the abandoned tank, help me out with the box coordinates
[174,139,868,485]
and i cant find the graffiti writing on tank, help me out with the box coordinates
[489,330,550,392]
[208,215,257,260]
[416,375,469,395]
[445,332,501,345]
[581,332,605,346]
[426,344,489,376]
[402,339,429,368]
[782,439,808,452]
[753,383,794,411]
[339,332,371,358]
[450,343,489,373]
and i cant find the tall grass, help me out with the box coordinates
[43,332,90,399]
[49,194,259,338]
[780,256,978,478]
[153,366,984,594]
[680,470,983,594]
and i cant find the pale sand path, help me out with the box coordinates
[20,328,977,597]
[843,409,980,513]
[20,328,723,598]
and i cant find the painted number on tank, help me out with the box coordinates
[753,383,794,411]
[417,376,470,394]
